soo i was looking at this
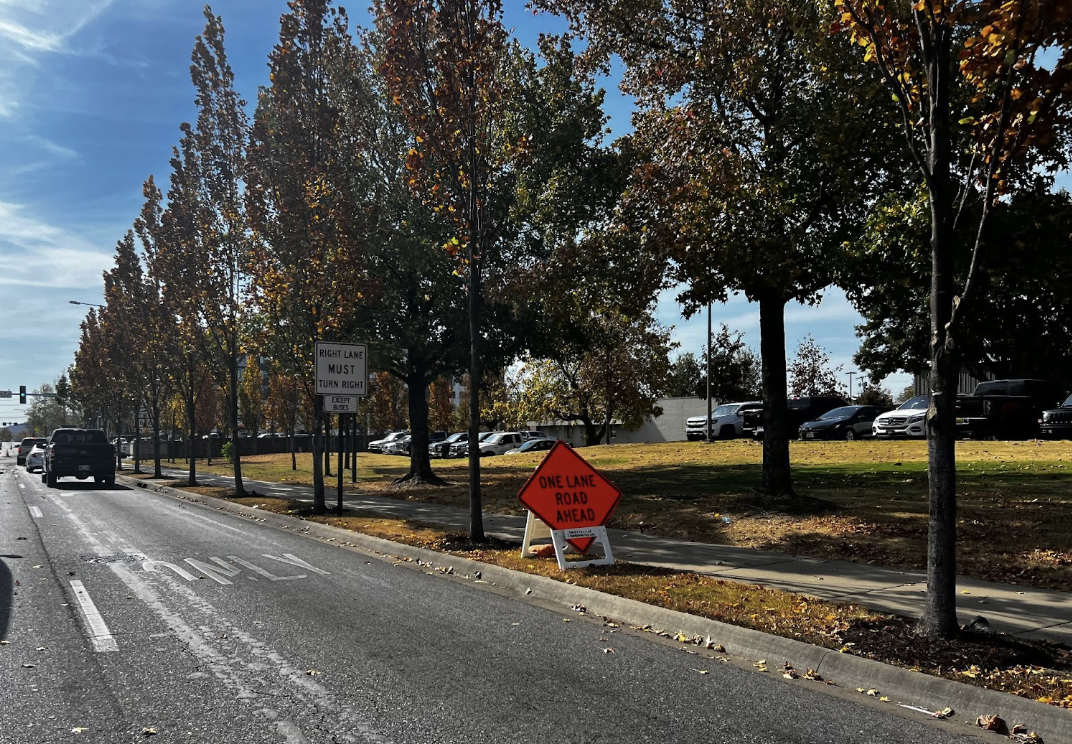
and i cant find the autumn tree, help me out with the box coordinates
[700,325,763,404]
[266,365,304,470]
[377,0,516,538]
[247,0,368,511]
[539,0,887,499]
[837,0,1072,636]
[239,355,264,444]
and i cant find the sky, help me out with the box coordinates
[0,0,911,427]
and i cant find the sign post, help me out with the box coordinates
[516,441,622,569]
[315,342,367,514]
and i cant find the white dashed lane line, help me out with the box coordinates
[70,580,119,652]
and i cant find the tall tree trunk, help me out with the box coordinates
[312,395,326,511]
[185,396,198,487]
[467,245,485,541]
[922,31,959,637]
[228,357,246,498]
[404,372,439,482]
[759,293,793,497]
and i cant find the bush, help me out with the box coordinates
[221,441,234,463]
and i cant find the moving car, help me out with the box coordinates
[505,438,558,455]
[24,442,47,472]
[798,405,882,441]
[43,428,117,487]
[872,395,929,439]
[685,401,763,440]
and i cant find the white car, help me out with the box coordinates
[368,431,408,453]
[478,431,524,456]
[25,442,47,472]
[685,401,763,440]
[872,396,929,439]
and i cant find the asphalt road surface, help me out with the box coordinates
[0,455,983,744]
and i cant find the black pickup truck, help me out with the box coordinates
[954,379,1066,440]
[43,428,117,487]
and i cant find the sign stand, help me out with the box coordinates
[521,510,616,569]
[550,526,614,570]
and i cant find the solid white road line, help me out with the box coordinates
[70,580,119,652]
[28,505,42,518]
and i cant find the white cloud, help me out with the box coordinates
[0,200,110,288]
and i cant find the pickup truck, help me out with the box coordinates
[43,428,117,487]
[954,379,1066,440]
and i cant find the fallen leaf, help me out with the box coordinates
[975,715,1007,733]
[142,727,159,736]
[72,728,88,734]
[602,647,616,654]
[694,669,709,675]
[305,669,320,676]
[866,688,880,697]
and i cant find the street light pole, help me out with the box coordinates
[69,300,105,308]
[848,371,856,403]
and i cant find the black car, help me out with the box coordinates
[1040,394,1072,439]
[429,432,465,458]
[798,405,882,441]
[745,395,850,440]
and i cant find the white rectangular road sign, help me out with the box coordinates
[325,395,359,413]
[315,341,367,396]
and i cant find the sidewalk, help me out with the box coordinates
[150,466,1072,647]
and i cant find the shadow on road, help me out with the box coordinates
[0,556,12,641]
[47,482,129,492]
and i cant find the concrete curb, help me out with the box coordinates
[123,475,1072,743]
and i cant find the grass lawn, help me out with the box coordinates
[161,438,1072,592]
[137,437,1072,707]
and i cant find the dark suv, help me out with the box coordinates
[744,396,850,440]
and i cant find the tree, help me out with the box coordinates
[836,0,1072,636]
[788,335,846,398]
[702,325,763,404]
[856,381,895,409]
[266,365,305,470]
[540,0,885,499]
[246,0,369,511]
[665,352,702,398]
[897,384,917,404]
[378,0,516,539]
[517,308,674,446]
[239,355,264,444]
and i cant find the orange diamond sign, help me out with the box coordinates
[517,441,622,553]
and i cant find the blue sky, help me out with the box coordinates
[0,0,909,426]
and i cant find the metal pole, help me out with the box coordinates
[337,415,344,515]
[706,303,712,441]
[848,371,856,402]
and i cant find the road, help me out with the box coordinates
[0,454,983,744]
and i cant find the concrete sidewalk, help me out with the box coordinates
[150,466,1072,647]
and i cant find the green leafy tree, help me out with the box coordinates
[665,352,702,399]
[517,308,674,446]
[540,0,885,499]
[701,326,763,403]
[837,0,1072,636]
[856,382,894,409]
[239,354,264,444]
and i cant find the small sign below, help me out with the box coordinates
[325,395,359,413]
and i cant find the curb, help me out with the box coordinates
[122,474,1072,743]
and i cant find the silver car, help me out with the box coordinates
[25,442,47,472]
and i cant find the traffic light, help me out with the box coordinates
[19,385,26,404]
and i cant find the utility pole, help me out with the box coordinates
[848,371,857,403]
[706,304,713,441]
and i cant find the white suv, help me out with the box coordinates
[872,396,928,439]
[685,401,762,440]
[478,432,524,456]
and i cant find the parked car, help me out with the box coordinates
[17,437,47,466]
[430,432,466,458]
[744,395,850,440]
[505,438,558,455]
[518,430,552,442]
[955,379,1065,440]
[478,431,525,456]
[25,442,48,472]
[383,434,412,455]
[1040,393,1072,439]
[685,401,763,440]
[451,431,494,458]
[872,395,929,439]
[368,431,408,453]
[799,405,882,440]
